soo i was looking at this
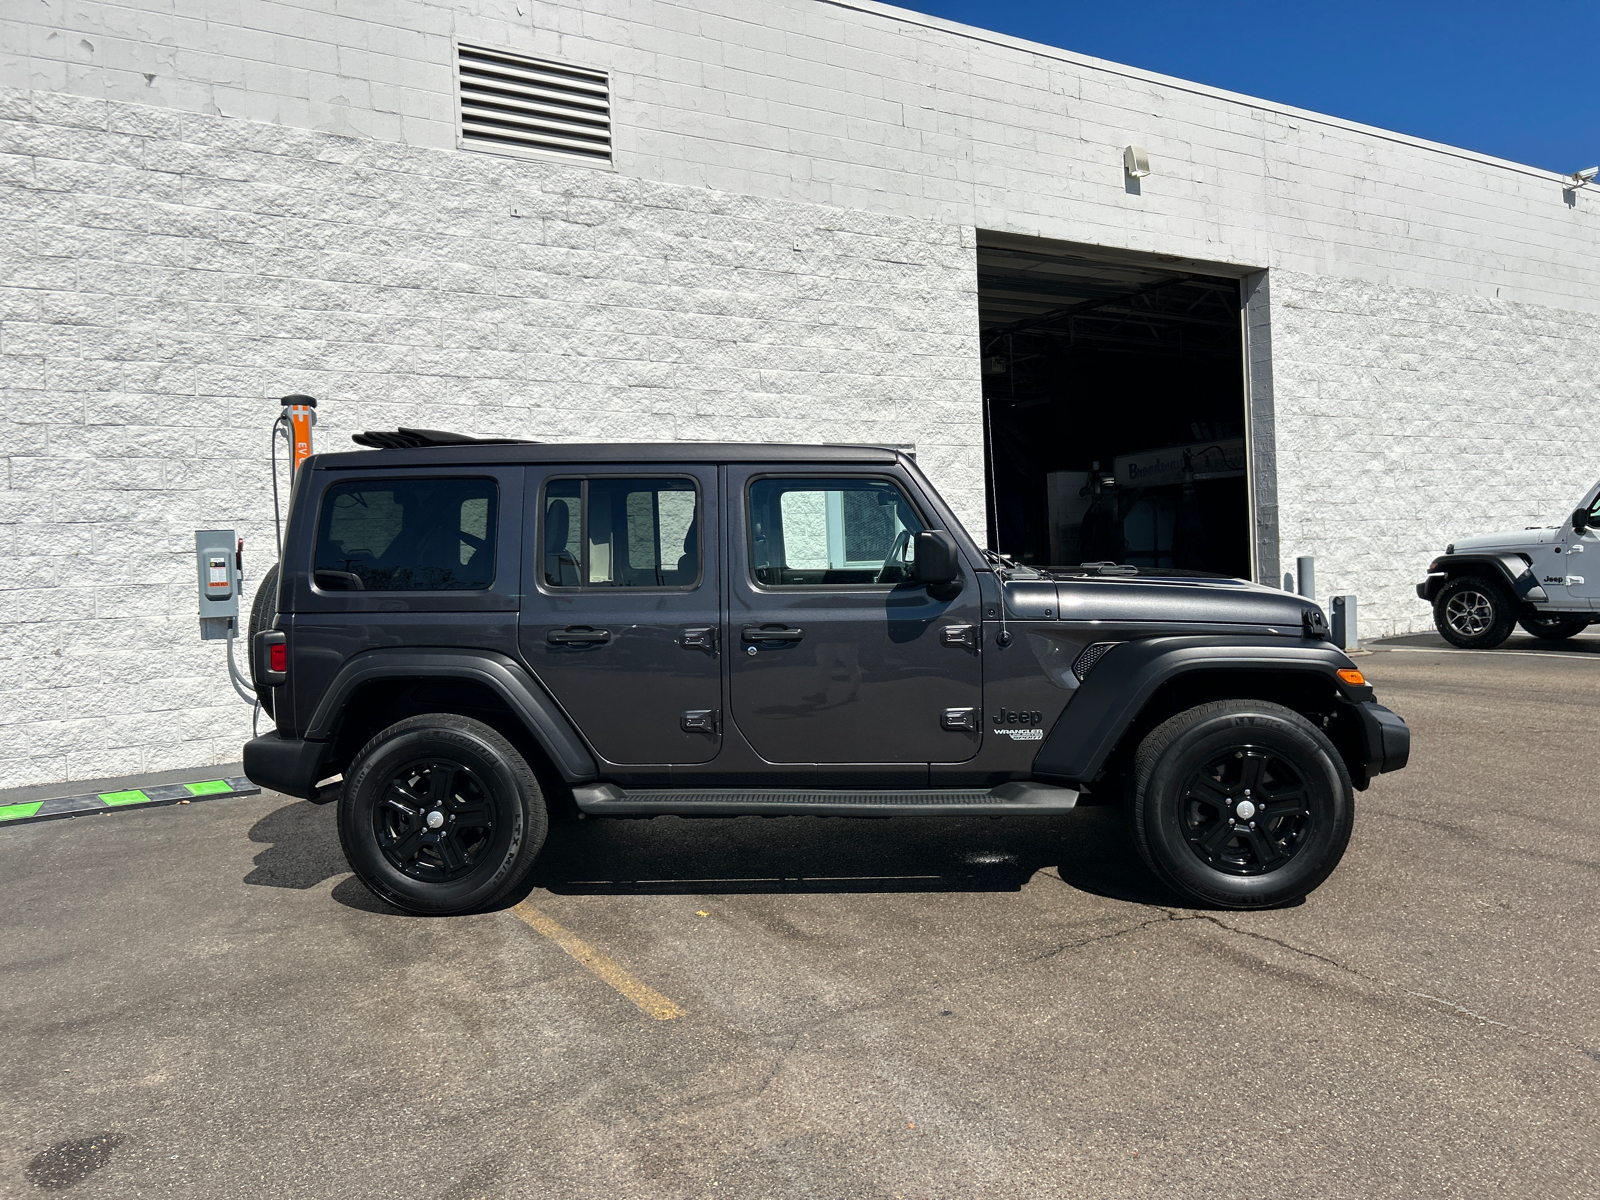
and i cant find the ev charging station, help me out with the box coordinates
[194,393,317,715]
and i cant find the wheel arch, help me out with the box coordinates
[1422,552,1546,608]
[1031,637,1374,791]
[309,649,598,787]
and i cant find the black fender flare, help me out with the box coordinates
[1030,636,1368,785]
[1418,553,1547,606]
[306,648,598,782]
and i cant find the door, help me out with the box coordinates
[518,467,722,764]
[727,469,983,764]
[1529,486,1600,610]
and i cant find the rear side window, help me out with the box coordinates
[542,477,699,588]
[314,478,497,591]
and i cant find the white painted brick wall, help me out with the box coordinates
[6,0,1598,310]
[1272,270,1600,638]
[3,0,1599,785]
[0,89,982,788]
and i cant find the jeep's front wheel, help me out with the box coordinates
[1433,575,1514,649]
[1130,700,1354,909]
[338,714,548,915]
[1518,614,1589,641]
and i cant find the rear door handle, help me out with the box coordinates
[547,626,611,645]
[741,625,804,643]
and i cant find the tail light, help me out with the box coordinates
[254,630,287,686]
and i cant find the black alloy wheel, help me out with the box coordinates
[1130,699,1353,909]
[373,758,497,882]
[1178,747,1312,876]
[338,713,548,915]
[1433,575,1514,649]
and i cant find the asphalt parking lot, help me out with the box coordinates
[2,632,1598,1199]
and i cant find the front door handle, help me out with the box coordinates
[547,626,611,645]
[741,625,804,644]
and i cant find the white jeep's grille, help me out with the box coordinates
[457,44,611,163]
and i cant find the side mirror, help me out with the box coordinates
[1574,508,1590,534]
[912,530,960,587]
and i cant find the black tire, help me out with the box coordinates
[1130,700,1354,909]
[1432,574,1515,649]
[338,713,548,916]
[247,563,280,716]
[1517,614,1588,641]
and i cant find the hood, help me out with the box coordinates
[1002,571,1321,631]
[1447,528,1554,553]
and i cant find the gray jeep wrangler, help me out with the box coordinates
[243,433,1409,915]
[1418,480,1600,649]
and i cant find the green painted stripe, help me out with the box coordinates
[99,789,151,807]
[0,802,44,822]
[184,779,232,796]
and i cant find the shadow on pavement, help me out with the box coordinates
[242,799,1188,913]
[243,801,349,891]
[1375,629,1600,654]
[520,805,1185,907]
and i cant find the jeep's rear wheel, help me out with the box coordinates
[1517,614,1589,641]
[1130,700,1354,909]
[1433,575,1515,649]
[338,713,547,915]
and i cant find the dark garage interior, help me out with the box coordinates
[977,234,1253,578]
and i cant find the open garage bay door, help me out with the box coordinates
[979,234,1255,580]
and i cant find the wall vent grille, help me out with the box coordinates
[457,44,611,163]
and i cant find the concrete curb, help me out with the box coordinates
[0,777,261,828]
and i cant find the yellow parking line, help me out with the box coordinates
[509,900,686,1020]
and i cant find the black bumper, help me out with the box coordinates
[1353,701,1410,779]
[242,734,333,801]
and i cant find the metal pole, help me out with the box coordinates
[1332,595,1359,650]
[1296,556,1315,600]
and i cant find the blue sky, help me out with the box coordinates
[893,1,1598,175]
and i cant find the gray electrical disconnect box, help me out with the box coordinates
[195,528,239,641]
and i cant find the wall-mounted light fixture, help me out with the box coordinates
[1124,145,1152,179]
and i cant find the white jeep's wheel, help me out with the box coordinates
[1517,614,1588,641]
[1433,575,1514,649]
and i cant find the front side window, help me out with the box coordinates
[314,478,497,591]
[748,477,925,586]
[542,477,699,588]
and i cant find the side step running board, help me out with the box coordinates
[570,780,1079,818]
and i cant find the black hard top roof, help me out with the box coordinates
[311,441,908,470]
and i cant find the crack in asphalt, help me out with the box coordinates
[688,894,1599,1120]
[1184,909,1600,1063]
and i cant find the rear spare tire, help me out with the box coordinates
[338,713,547,916]
[248,562,280,716]
[1433,575,1515,649]
[1130,700,1354,909]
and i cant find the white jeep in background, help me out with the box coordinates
[1417,481,1600,649]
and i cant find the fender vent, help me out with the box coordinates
[1072,641,1122,681]
[457,44,611,163]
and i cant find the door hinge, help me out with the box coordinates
[941,707,978,732]
[681,709,719,734]
[941,624,976,649]
[679,626,717,651]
